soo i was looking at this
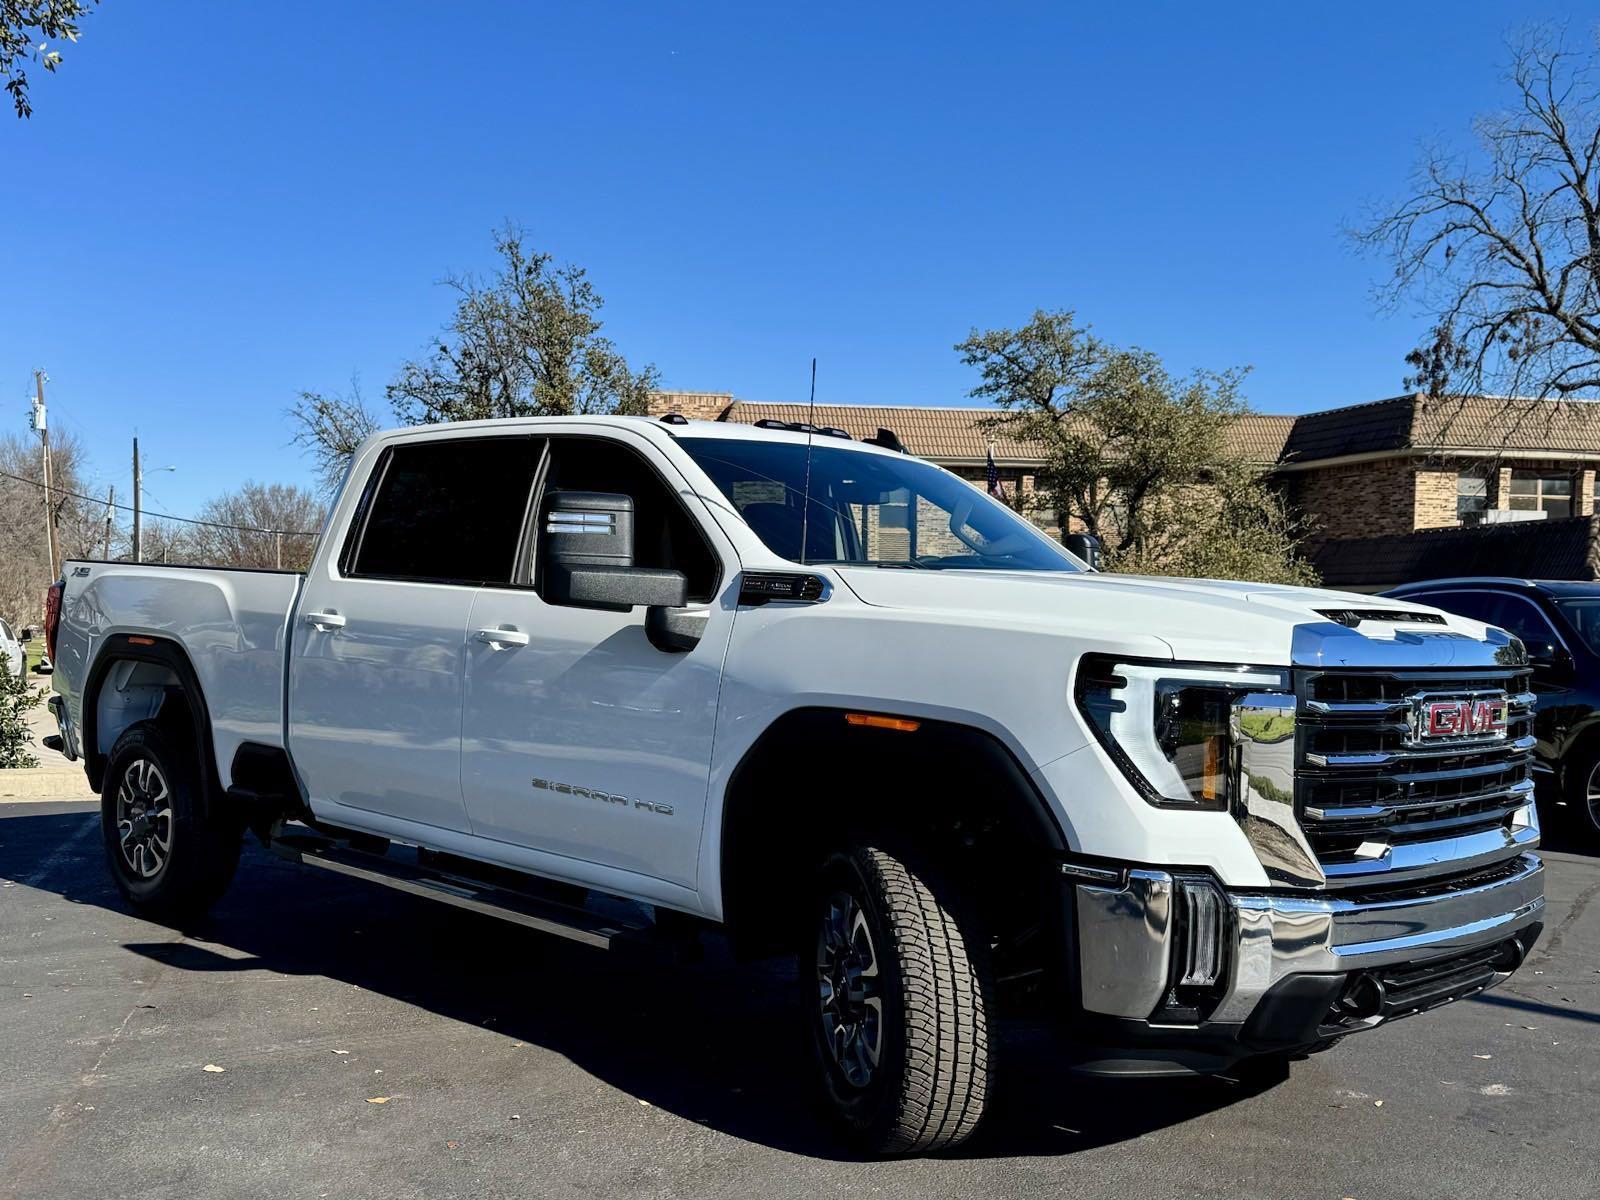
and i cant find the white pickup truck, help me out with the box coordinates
[44,414,1545,1153]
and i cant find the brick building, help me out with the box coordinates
[648,391,1600,588]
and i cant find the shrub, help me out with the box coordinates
[0,651,45,769]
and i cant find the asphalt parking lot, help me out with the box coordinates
[1,799,1596,1200]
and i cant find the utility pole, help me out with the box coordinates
[132,436,142,563]
[274,531,283,570]
[30,370,58,581]
[104,486,115,560]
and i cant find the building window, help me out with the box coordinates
[1509,469,1573,518]
[1456,469,1490,523]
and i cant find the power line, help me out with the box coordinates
[0,467,320,537]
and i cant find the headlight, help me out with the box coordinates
[1075,656,1291,810]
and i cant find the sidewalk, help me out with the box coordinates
[0,690,94,802]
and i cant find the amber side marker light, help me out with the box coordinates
[128,636,156,646]
[845,713,921,733]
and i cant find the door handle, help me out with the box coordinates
[474,626,530,648]
[303,611,347,631]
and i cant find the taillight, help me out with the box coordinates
[44,579,63,662]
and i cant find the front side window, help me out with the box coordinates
[680,437,1084,572]
[348,436,542,584]
[539,437,719,603]
[1411,589,1562,654]
[1553,598,1600,656]
[1456,469,1490,522]
[1510,469,1573,518]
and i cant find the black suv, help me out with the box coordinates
[1385,577,1600,841]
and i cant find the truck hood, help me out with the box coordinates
[833,568,1517,668]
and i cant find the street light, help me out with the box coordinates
[130,436,176,563]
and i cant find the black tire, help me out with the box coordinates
[100,721,240,919]
[1560,746,1600,844]
[803,845,993,1155]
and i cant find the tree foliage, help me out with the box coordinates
[1359,29,1600,405]
[956,309,1316,585]
[3,0,96,118]
[293,227,659,490]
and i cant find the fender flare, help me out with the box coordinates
[712,706,1067,937]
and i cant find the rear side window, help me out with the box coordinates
[348,437,542,584]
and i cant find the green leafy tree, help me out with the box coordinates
[0,650,44,768]
[293,227,659,490]
[3,0,97,118]
[956,309,1316,584]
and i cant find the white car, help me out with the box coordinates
[0,617,26,679]
[43,414,1545,1154]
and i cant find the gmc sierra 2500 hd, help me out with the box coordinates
[44,414,1545,1154]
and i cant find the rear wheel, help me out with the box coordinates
[804,845,993,1155]
[101,722,240,919]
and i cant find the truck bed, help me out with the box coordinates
[54,560,305,790]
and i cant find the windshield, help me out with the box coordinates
[1554,597,1600,655]
[680,437,1084,572]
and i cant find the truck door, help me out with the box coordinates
[460,432,735,895]
[288,433,545,835]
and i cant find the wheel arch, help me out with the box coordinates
[715,706,1066,961]
[82,635,220,812]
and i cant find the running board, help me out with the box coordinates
[270,832,656,952]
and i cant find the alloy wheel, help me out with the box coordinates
[116,757,173,879]
[816,891,884,1089]
[1586,760,1600,833]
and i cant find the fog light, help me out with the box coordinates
[1177,879,1226,988]
[1176,877,1227,988]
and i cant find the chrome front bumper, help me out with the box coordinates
[1072,853,1545,1034]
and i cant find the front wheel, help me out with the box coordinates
[101,722,240,919]
[803,845,993,1155]
[1562,748,1600,845]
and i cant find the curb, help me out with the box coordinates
[0,768,95,801]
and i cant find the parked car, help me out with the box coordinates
[0,618,26,679]
[1385,577,1600,841]
[43,416,1545,1154]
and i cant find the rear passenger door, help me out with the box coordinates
[460,432,735,898]
[288,434,544,836]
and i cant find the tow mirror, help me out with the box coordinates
[1063,532,1102,570]
[541,491,688,613]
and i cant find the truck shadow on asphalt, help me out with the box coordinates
[0,808,1508,1160]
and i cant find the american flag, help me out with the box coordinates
[986,445,1007,501]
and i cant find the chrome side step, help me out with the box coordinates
[270,832,655,952]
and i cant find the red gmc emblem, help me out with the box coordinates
[1411,694,1509,742]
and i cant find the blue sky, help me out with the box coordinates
[0,1,1574,514]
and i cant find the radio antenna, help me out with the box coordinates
[798,357,817,565]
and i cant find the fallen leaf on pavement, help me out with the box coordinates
[202,1064,226,1073]
[1473,1054,1492,1060]
[366,1096,390,1104]
[330,1049,350,1055]
[446,1141,460,1150]
[1373,1100,1384,1107]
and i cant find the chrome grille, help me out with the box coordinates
[1294,667,1535,885]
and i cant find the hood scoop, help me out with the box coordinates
[1315,608,1448,629]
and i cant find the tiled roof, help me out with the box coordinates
[1311,517,1600,590]
[658,392,1600,470]
[1281,394,1600,464]
[718,402,1293,466]
[721,402,1043,463]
